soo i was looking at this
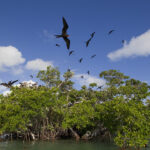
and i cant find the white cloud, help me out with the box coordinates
[107,30,150,61]
[0,85,7,92]
[25,58,53,71]
[3,90,11,96]
[17,80,37,88]
[0,46,25,70]
[74,74,106,87]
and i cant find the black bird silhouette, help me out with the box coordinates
[9,80,18,85]
[67,68,71,72]
[0,83,8,87]
[30,75,33,78]
[108,30,115,35]
[97,85,103,90]
[90,32,95,38]
[79,58,83,63]
[86,38,92,47]
[0,80,18,88]
[91,54,96,59]
[56,44,60,47]
[69,50,74,56]
[55,17,70,49]
[81,75,84,79]
[86,32,95,47]
[122,40,125,44]
[87,70,90,75]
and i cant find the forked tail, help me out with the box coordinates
[55,35,62,38]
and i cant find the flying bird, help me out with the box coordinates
[122,40,125,44]
[55,17,70,49]
[67,68,71,72]
[69,50,74,56]
[30,75,33,78]
[8,80,18,85]
[56,44,60,47]
[87,70,90,75]
[108,30,115,35]
[97,86,103,90]
[81,75,84,79]
[0,80,18,88]
[85,32,95,47]
[79,58,83,63]
[91,54,96,59]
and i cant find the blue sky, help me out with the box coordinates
[0,0,150,90]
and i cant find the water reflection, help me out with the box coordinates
[0,140,117,150]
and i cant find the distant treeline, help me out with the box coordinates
[0,66,150,150]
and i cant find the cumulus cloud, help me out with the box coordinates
[0,85,7,92]
[107,30,150,61]
[25,58,53,71]
[74,74,106,87]
[0,46,25,71]
[3,90,11,96]
[17,80,37,88]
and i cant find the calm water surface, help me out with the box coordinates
[0,140,117,150]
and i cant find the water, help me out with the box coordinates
[0,140,117,150]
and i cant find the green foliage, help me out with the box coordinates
[63,70,74,81]
[62,99,97,130]
[0,67,150,150]
[96,97,150,149]
[89,83,97,88]
[37,65,60,88]
[100,69,129,86]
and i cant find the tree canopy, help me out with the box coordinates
[0,66,150,150]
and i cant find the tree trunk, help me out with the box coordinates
[69,128,80,140]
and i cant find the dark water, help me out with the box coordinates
[0,140,117,150]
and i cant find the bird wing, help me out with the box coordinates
[0,83,7,86]
[79,58,83,62]
[69,51,73,56]
[63,37,70,49]
[86,38,91,47]
[62,17,69,34]
[108,30,114,35]
[91,32,95,38]
[8,81,12,84]
[0,83,9,87]
[11,80,18,85]
[91,54,96,58]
